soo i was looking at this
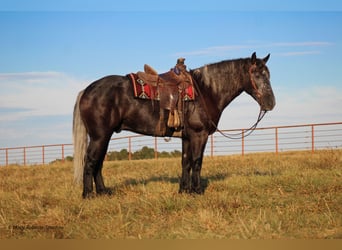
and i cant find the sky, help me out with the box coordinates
[0,1,342,147]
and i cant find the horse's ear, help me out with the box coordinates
[251,52,257,64]
[263,54,270,64]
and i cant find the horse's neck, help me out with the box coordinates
[199,60,247,112]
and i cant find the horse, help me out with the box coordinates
[73,52,275,198]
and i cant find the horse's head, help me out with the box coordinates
[246,52,276,111]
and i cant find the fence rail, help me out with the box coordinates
[1,122,341,166]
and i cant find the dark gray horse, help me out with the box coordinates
[73,52,275,198]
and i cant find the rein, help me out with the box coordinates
[191,65,267,140]
[212,109,267,139]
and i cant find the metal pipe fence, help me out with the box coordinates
[1,122,341,166]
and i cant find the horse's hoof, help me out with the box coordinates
[190,187,204,195]
[82,192,96,199]
[178,187,191,194]
[97,188,114,196]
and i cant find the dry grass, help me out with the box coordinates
[0,150,341,239]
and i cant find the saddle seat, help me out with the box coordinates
[137,64,190,87]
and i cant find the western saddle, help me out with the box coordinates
[136,58,193,135]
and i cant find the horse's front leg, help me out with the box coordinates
[190,133,208,194]
[179,138,192,193]
[179,133,208,194]
[191,156,205,194]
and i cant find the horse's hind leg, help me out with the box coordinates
[83,137,111,198]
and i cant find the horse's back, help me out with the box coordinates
[83,75,129,96]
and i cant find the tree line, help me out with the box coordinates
[106,146,181,161]
[51,146,181,164]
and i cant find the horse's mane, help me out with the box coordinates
[191,57,251,90]
[205,57,250,69]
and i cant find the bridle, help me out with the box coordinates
[192,64,267,140]
[249,63,262,99]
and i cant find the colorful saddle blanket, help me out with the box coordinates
[128,73,195,101]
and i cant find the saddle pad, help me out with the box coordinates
[128,73,195,101]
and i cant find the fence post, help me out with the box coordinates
[61,144,65,163]
[241,129,245,156]
[275,127,279,155]
[128,137,132,160]
[6,148,8,166]
[23,147,26,166]
[42,146,45,165]
[311,125,315,153]
[154,137,158,159]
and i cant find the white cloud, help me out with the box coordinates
[274,51,321,57]
[175,41,333,57]
[0,71,89,146]
[218,85,342,130]
[0,70,341,148]
[0,71,63,81]
[175,45,252,56]
[269,41,333,47]
[0,71,86,122]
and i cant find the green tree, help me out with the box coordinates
[133,146,155,160]
[107,149,129,161]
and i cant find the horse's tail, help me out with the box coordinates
[73,90,88,185]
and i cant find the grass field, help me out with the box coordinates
[0,150,341,239]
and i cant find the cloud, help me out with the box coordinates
[269,41,333,47]
[0,107,33,113]
[0,71,86,122]
[218,85,342,130]
[0,71,63,81]
[0,71,89,146]
[274,51,321,57]
[1,69,341,148]
[175,45,252,56]
[175,41,333,57]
